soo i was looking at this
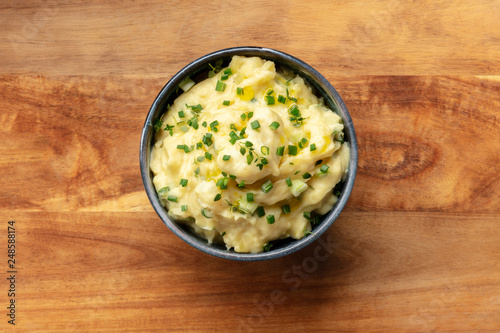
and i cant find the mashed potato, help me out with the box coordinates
[150,56,350,253]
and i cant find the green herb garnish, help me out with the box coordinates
[261,180,273,193]
[256,206,265,217]
[276,146,284,156]
[269,121,280,130]
[251,120,260,130]
[154,119,164,132]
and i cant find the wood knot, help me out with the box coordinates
[358,132,438,180]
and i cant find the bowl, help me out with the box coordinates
[140,46,357,261]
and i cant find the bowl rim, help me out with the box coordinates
[140,46,358,261]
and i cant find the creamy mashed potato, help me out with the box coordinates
[150,56,350,253]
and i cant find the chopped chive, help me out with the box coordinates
[220,73,229,81]
[240,113,247,121]
[315,159,323,166]
[194,167,200,175]
[286,177,292,187]
[276,146,285,156]
[179,125,189,133]
[177,144,185,150]
[288,145,298,156]
[282,204,290,214]
[289,105,300,116]
[261,180,273,193]
[187,117,199,129]
[215,80,226,92]
[178,111,185,118]
[214,193,222,201]
[298,137,308,148]
[240,147,246,155]
[157,187,169,195]
[261,146,270,155]
[256,206,265,217]
[222,155,231,161]
[247,193,254,202]
[204,152,212,160]
[179,179,188,187]
[181,204,188,212]
[266,89,274,95]
[269,121,280,130]
[224,68,232,75]
[310,143,317,151]
[277,95,286,104]
[237,180,246,188]
[237,87,244,95]
[201,208,213,218]
[179,77,195,92]
[229,131,239,144]
[230,124,238,131]
[302,172,312,179]
[266,215,275,224]
[186,104,203,113]
[265,95,275,105]
[320,164,330,173]
[197,156,205,162]
[210,120,219,132]
[251,120,260,130]
[196,142,203,149]
[247,112,253,119]
[167,195,177,202]
[223,100,231,106]
[239,127,247,137]
[221,231,226,236]
[202,133,213,146]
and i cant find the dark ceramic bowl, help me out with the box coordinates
[140,47,357,261]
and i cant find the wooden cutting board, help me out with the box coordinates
[1,1,499,332]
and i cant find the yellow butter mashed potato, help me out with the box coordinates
[150,56,350,253]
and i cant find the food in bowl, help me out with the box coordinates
[149,55,350,253]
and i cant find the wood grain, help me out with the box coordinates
[1,74,499,331]
[1,75,498,213]
[1,1,500,332]
[1,1,500,76]
[11,211,500,332]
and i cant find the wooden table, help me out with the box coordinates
[1,1,499,332]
